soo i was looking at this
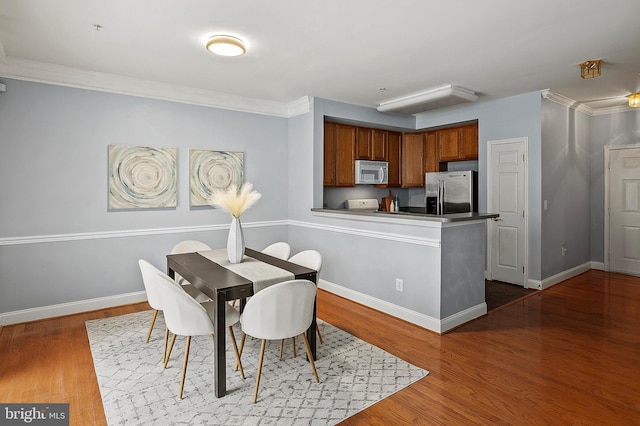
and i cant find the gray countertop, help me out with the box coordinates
[311,208,499,222]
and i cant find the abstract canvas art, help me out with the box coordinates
[108,145,177,209]
[189,149,244,207]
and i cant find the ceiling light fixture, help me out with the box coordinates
[206,35,246,57]
[628,93,640,108]
[377,85,478,114]
[579,60,602,79]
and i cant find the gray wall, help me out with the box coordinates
[540,100,591,278]
[0,78,290,313]
[590,109,640,263]
[414,92,544,280]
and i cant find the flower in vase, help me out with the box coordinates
[209,182,262,218]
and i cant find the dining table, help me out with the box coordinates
[166,247,318,398]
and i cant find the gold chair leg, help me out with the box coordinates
[163,326,170,364]
[236,333,247,371]
[279,339,284,360]
[228,326,245,380]
[316,322,324,344]
[164,334,177,369]
[292,337,296,358]
[146,309,159,343]
[301,333,320,383]
[179,336,191,399]
[253,339,267,403]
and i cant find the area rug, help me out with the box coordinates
[86,311,428,425]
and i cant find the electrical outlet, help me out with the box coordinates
[562,245,567,256]
[395,278,403,292]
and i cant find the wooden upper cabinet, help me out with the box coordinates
[437,123,478,162]
[424,131,438,173]
[401,133,425,187]
[438,127,461,162]
[459,124,478,160]
[335,124,356,187]
[371,129,387,161]
[355,127,372,160]
[386,131,402,187]
[323,122,337,187]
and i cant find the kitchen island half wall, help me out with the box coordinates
[297,210,498,333]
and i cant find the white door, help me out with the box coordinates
[487,138,527,287]
[608,146,640,276]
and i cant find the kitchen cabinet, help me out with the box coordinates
[335,124,356,186]
[459,124,478,160]
[355,127,371,159]
[371,129,387,161]
[437,123,478,162]
[386,131,402,187]
[424,131,438,173]
[323,122,337,186]
[401,133,425,187]
[356,127,387,161]
[324,122,356,187]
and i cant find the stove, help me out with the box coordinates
[346,198,380,211]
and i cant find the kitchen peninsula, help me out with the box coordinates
[310,207,499,333]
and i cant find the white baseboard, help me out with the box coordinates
[0,291,148,326]
[540,262,592,290]
[591,261,605,271]
[318,279,485,334]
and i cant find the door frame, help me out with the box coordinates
[604,143,640,272]
[486,137,530,287]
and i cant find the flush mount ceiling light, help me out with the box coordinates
[579,60,602,79]
[377,85,478,114]
[205,35,246,57]
[628,93,640,107]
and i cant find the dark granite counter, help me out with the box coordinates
[310,208,499,223]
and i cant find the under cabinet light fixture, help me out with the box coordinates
[206,35,246,57]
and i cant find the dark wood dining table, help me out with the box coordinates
[166,247,317,398]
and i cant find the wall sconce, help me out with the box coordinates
[628,93,640,108]
[580,60,602,79]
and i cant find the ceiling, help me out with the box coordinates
[1,0,639,115]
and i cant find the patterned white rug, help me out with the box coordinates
[86,311,428,425]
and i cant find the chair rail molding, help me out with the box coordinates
[0,220,289,246]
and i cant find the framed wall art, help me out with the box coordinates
[108,145,177,210]
[189,149,244,207]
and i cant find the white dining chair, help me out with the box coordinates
[261,242,291,260]
[239,279,320,403]
[155,271,245,399]
[170,240,212,303]
[285,250,324,355]
[138,259,167,350]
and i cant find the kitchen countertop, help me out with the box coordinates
[311,208,499,222]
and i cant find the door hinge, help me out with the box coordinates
[523,266,525,273]
[522,210,525,218]
[523,154,525,162]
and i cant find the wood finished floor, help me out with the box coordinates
[1,270,638,425]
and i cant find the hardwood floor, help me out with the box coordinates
[1,270,639,425]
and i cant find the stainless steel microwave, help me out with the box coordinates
[355,160,388,185]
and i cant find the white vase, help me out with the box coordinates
[227,217,245,264]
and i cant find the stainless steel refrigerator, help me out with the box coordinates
[425,171,478,215]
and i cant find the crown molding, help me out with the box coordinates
[542,89,637,116]
[541,89,593,115]
[0,57,309,118]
